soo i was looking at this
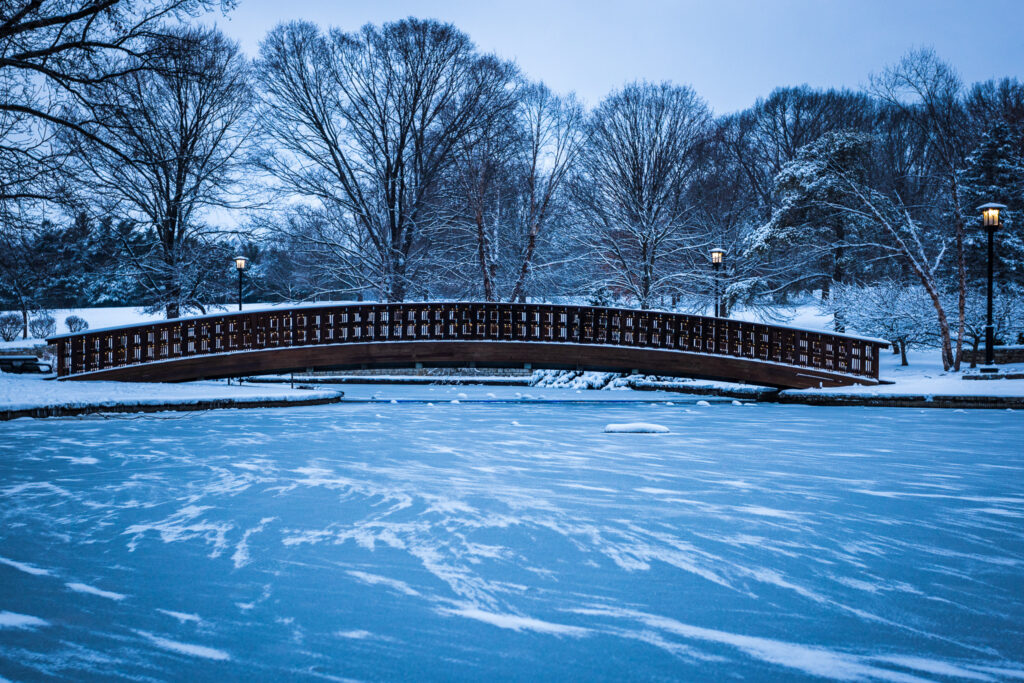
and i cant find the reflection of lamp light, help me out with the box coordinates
[233,256,249,311]
[710,248,726,317]
[977,204,1007,372]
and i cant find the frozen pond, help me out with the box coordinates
[1,390,1023,680]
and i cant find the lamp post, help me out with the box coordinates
[710,248,726,318]
[977,203,1006,372]
[233,256,249,312]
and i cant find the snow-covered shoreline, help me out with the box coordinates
[0,375,342,419]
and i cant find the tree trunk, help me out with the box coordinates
[475,207,495,302]
[951,181,966,371]
[21,305,28,339]
[832,232,845,332]
[900,340,908,366]
[508,222,540,303]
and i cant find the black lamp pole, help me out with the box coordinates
[710,248,725,318]
[712,261,721,317]
[233,256,248,312]
[977,203,1005,373]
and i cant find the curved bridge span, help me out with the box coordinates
[48,302,887,389]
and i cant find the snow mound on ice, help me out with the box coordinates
[603,422,669,434]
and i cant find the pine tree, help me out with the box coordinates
[959,121,1024,288]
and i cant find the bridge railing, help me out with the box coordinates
[48,302,885,380]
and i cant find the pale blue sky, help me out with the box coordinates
[205,0,1024,113]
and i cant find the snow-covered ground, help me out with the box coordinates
[0,401,1021,679]
[0,375,340,413]
[789,348,1024,397]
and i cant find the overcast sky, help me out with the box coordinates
[206,0,1024,114]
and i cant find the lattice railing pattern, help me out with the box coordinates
[51,303,883,380]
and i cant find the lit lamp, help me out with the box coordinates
[710,248,726,318]
[977,203,1006,372]
[233,255,249,312]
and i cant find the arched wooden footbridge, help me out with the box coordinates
[47,302,888,389]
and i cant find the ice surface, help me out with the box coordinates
[0,399,1022,680]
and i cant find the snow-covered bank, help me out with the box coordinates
[0,375,342,419]
[787,349,1024,398]
[531,348,1024,403]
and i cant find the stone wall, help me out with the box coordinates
[961,345,1024,365]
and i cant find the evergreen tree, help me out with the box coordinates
[959,121,1024,288]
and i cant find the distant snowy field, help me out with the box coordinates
[1,400,1022,679]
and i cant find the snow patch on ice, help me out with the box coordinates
[0,611,48,629]
[54,455,100,465]
[871,655,996,681]
[66,582,127,601]
[232,517,276,569]
[123,505,233,558]
[346,570,420,596]
[440,605,589,637]
[571,606,931,682]
[157,609,203,624]
[135,630,231,661]
[335,629,374,639]
[0,555,52,576]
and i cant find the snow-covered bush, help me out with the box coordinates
[0,313,20,341]
[28,313,56,339]
[65,315,89,333]
[957,287,1022,352]
[587,286,613,308]
[826,281,936,365]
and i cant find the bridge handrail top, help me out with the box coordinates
[45,300,890,347]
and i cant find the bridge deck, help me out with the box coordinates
[47,303,888,389]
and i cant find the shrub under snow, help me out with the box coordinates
[65,315,89,333]
[0,313,20,341]
[28,313,56,339]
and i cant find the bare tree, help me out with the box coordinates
[871,49,972,368]
[0,0,232,218]
[761,131,962,368]
[826,280,936,365]
[0,227,52,337]
[447,82,584,301]
[62,26,253,318]
[572,82,711,308]
[254,19,517,301]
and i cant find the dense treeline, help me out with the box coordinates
[1,5,1022,368]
